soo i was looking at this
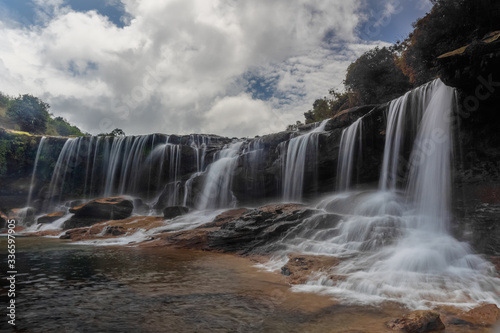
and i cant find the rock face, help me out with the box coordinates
[139,204,318,253]
[387,310,445,332]
[206,204,318,254]
[163,206,189,219]
[63,197,133,230]
[37,211,65,224]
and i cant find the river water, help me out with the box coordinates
[1,237,497,332]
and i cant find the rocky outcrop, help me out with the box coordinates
[206,204,318,254]
[63,197,133,230]
[387,310,445,332]
[60,216,165,241]
[163,206,189,219]
[37,211,65,224]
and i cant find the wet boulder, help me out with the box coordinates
[63,197,134,230]
[453,304,500,327]
[387,310,445,332]
[163,206,189,219]
[280,253,340,285]
[207,203,319,254]
[37,211,65,224]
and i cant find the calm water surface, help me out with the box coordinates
[0,237,494,332]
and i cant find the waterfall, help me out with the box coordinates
[196,141,243,210]
[272,79,500,309]
[379,80,435,191]
[282,120,328,202]
[45,138,79,210]
[26,136,46,208]
[336,118,363,191]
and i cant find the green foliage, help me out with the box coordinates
[98,128,125,137]
[48,116,85,136]
[0,92,10,108]
[345,47,412,105]
[0,91,86,136]
[398,0,498,85]
[6,94,50,134]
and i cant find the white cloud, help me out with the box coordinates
[0,0,390,137]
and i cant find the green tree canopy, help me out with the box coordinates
[345,47,412,105]
[6,94,50,134]
[98,128,125,137]
[48,116,85,136]
[397,0,499,85]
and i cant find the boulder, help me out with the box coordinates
[163,206,189,219]
[63,197,133,230]
[8,207,36,225]
[455,304,500,327]
[69,197,133,220]
[280,253,340,285]
[0,211,7,228]
[387,311,445,332]
[37,211,65,224]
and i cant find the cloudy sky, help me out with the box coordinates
[0,0,432,137]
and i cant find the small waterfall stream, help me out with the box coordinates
[26,136,46,208]
[282,120,328,202]
[196,141,243,210]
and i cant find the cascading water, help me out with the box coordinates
[271,79,500,309]
[26,136,46,208]
[282,120,328,202]
[196,141,243,210]
[336,118,363,191]
[379,80,435,191]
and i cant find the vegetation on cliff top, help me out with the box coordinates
[0,92,85,136]
[304,0,500,124]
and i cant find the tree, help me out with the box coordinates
[345,47,412,105]
[98,128,125,137]
[48,116,85,136]
[397,0,499,85]
[6,94,50,134]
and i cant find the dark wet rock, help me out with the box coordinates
[133,198,150,215]
[63,197,133,230]
[8,207,36,225]
[37,211,65,224]
[63,217,109,230]
[69,197,133,220]
[207,204,319,254]
[163,206,189,219]
[103,226,127,236]
[65,200,84,208]
[387,310,445,332]
[0,211,8,228]
[199,208,249,228]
